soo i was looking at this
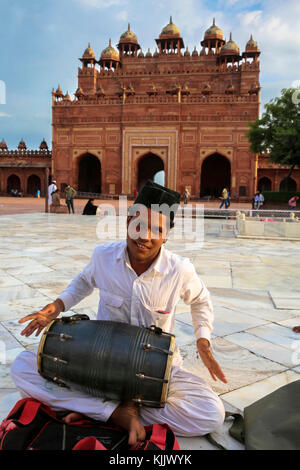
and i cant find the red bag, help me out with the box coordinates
[0,398,180,451]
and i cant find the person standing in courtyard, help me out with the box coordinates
[219,187,228,209]
[288,195,299,211]
[12,180,226,447]
[65,184,76,214]
[183,187,190,205]
[48,180,57,206]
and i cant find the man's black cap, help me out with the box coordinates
[130,180,181,221]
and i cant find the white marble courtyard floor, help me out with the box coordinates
[0,212,299,450]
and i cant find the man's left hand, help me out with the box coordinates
[197,338,228,384]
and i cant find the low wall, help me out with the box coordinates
[236,213,300,239]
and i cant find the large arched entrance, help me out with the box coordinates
[258,177,272,192]
[200,153,231,198]
[27,174,41,195]
[7,174,21,193]
[137,153,164,190]
[280,177,297,192]
[78,153,102,193]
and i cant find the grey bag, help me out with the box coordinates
[207,380,300,450]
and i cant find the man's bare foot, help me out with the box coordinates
[62,412,85,424]
[110,401,146,446]
[293,326,300,333]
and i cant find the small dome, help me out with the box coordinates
[100,39,120,61]
[18,138,27,150]
[184,47,190,57]
[138,50,144,58]
[64,92,71,101]
[204,18,223,40]
[119,24,138,44]
[82,43,95,59]
[146,48,152,58]
[75,87,84,98]
[220,33,240,55]
[0,138,8,150]
[246,34,258,51]
[55,85,64,97]
[39,138,48,150]
[192,46,198,57]
[160,16,181,38]
[153,48,159,57]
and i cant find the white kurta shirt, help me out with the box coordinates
[48,183,57,205]
[58,241,214,358]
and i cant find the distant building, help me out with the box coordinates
[51,18,262,200]
[0,138,51,196]
[257,152,300,193]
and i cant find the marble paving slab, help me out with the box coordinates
[225,331,298,368]
[269,290,300,310]
[180,337,285,395]
[245,323,299,349]
[221,370,300,410]
[0,296,53,321]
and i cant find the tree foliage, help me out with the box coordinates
[247,88,300,178]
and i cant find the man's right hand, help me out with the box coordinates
[19,298,65,337]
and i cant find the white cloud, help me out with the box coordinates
[116,10,128,21]
[77,0,124,8]
[0,113,12,117]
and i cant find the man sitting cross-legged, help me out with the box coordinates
[11,180,227,447]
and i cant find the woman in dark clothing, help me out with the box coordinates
[82,199,98,215]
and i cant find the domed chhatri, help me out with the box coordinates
[101,39,120,61]
[221,33,240,54]
[100,39,120,69]
[119,24,138,44]
[83,43,95,59]
[39,138,48,150]
[160,16,181,38]
[219,33,241,63]
[18,138,27,150]
[79,43,96,68]
[156,16,184,53]
[0,138,8,150]
[118,24,141,56]
[204,18,223,40]
[243,35,260,61]
[201,19,225,53]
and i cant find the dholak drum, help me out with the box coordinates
[37,314,175,408]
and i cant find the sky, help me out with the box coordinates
[0,0,299,149]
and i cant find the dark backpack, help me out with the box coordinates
[207,380,300,450]
[0,397,180,451]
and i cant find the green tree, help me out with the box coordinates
[247,88,300,188]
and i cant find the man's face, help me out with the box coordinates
[126,208,169,264]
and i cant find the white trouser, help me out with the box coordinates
[11,351,225,437]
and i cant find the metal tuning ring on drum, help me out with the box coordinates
[132,398,165,407]
[142,342,173,356]
[39,352,68,365]
[61,314,90,323]
[43,331,73,342]
[148,325,163,335]
[52,376,69,388]
[136,372,169,384]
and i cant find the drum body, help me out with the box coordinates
[37,315,175,408]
